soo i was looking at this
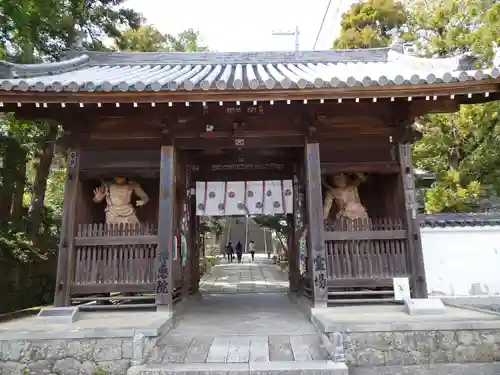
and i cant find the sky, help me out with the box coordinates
[124,0,358,52]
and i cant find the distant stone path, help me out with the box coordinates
[199,254,288,294]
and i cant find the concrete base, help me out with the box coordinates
[403,298,446,316]
[128,361,348,375]
[36,306,80,324]
[0,310,173,375]
[349,362,500,375]
[310,303,500,370]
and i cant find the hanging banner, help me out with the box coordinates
[195,180,293,216]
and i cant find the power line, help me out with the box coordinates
[313,0,332,50]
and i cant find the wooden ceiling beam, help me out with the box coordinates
[175,135,304,150]
[321,161,400,174]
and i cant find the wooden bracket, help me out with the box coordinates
[392,102,422,143]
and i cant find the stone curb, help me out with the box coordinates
[127,360,348,375]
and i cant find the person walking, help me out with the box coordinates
[235,241,243,263]
[226,242,234,263]
[248,240,256,261]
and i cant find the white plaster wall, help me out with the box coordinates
[421,226,500,297]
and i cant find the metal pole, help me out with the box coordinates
[244,215,249,253]
[263,227,268,254]
[295,25,300,53]
[271,26,299,52]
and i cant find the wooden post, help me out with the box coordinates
[398,143,428,298]
[289,175,300,292]
[156,145,175,312]
[304,143,327,307]
[189,200,199,293]
[54,149,80,307]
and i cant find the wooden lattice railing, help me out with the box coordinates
[324,218,409,280]
[72,223,158,288]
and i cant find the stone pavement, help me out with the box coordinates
[144,256,331,365]
[129,256,348,374]
[146,293,330,366]
[199,253,289,294]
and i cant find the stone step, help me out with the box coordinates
[147,334,330,364]
[127,360,348,375]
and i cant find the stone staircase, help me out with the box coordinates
[223,216,274,253]
[128,333,347,374]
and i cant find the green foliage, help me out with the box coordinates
[116,26,208,52]
[334,0,500,213]
[252,215,292,252]
[44,170,66,219]
[406,0,496,58]
[407,0,500,212]
[116,25,170,52]
[0,0,148,312]
[206,217,223,238]
[0,224,38,263]
[424,170,481,212]
[252,215,292,237]
[334,0,407,49]
[0,0,142,61]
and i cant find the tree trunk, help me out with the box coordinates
[10,155,27,225]
[0,138,23,219]
[28,124,58,237]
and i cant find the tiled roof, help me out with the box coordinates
[420,213,500,227]
[0,47,499,93]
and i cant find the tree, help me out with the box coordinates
[407,0,500,212]
[252,215,292,256]
[333,0,408,49]
[0,0,142,61]
[115,25,169,52]
[116,26,208,52]
[0,0,143,242]
[334,0,500,213]
[0,0,144,312]
[165,29,209,52]
[406,0,496,58]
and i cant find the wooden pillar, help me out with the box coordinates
[398,143,428,298]
[304,143,328,307]
[189,198,200,293]
[289,175,300,292]
[54,149,80,307]
[156,145,175,312]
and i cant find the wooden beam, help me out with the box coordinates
[398,143,428,298]
[304,142,327,308]
[321,161,400,174]
[74,235,158,246]
[327,278,395,288]
[79,149,161,170]
[190,170,293,182]
[54,149,80,307]
[71,283,155,294]
[156,144,175,311]
[323,230,406,241]
[175,135,304,149]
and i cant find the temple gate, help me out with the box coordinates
[0,45,499,313]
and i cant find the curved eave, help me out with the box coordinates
[0,77,499,104]
[0,55,89,78]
